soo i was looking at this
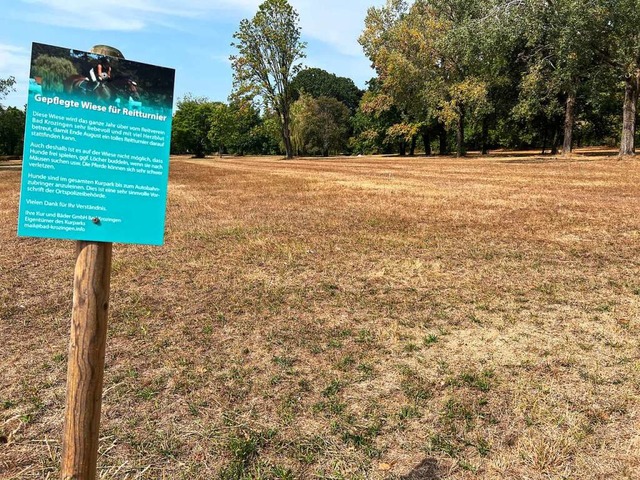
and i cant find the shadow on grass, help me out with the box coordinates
[400,457,442,479]
[497,156,604,164]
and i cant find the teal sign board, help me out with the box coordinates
[18,43,175,245]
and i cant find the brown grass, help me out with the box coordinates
[1,148,639,479]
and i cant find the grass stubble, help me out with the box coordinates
[0,148,639,479]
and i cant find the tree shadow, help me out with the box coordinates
[400,457,442,480]
[497,156,602,164]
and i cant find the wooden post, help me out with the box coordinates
[60,44,123,480]
[61,241,112,480]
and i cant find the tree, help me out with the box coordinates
[361,0,492,157]
[291,93,350,156]
[500,0,602,155]
[228,101,270,155]
[0,107,26,156]
[207,100,277,156]
[0,76,16,106]
[171,95,218,158]
[360,0,432,155]
[291,68,363,113]
[351,79,406,155]
[0,77,24,157]
[231,0,305,159]
[595,0,640,155]
[207,103,236,156]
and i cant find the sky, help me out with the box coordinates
[0,0,385,109]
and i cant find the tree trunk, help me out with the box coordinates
[281,108,294,159]
[399,139,406,156]
[456,111,465,157]
[541,129,547,155]
[562,90,576,155]
[409,136,417,156]
[620,71,639,156]
[551,127,560,155]
[481,117,489,155]
[422,130,431,156]
[439,125,448,155]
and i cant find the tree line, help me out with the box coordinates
[2,0,639,158]
[172,0,639,159]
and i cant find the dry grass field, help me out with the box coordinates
[1,149,639,479]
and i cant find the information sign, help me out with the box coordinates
[18,43,175,245]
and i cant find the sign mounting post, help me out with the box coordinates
[16,43,175,479]
[61,45,121,480]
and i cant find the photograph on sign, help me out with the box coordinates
[17,43,176,245]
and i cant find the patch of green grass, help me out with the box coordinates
[476,437,491,456]
[220,429,278,480]
[448,369,495,392]
[356,362,375,379]
[332,419,382,458]
[356,329,373,343]
[428,433,460,457]
[313,399,346,416]
[459,460,478,472]
[423,334,438,346]
[595,302,613,313]
[322,380,344,397]
[321,283,340,295]
[398,405,420,421]
[136,387,158,400]
[202,323,213,335]
[52,353,66,363]
[272,355,296,368]
[335,355,356,371]
[19,413,33,424]
[188,402,199,416]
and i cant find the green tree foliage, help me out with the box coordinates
[291,93,351,156]
[0,77,24,157]
[171,95,281,157]
[31,55,77,93]
[0,107,26,156]
[291,68,363,112]
[350,78,406,155]
[171,95,218,158]
[207,101,271,156]
[496,0,601,154]
[596,0,640,155]
[0,76,16,105]
[207,102,236,156]
[250,113,282,155]
[231,0,305,159]
[358,0,640,157]
[361,0,492,157]
[227,101,271,155]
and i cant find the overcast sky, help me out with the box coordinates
[0,0,385,109]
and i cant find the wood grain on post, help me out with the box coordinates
[61,241,112,480]
[60,44,123,480]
